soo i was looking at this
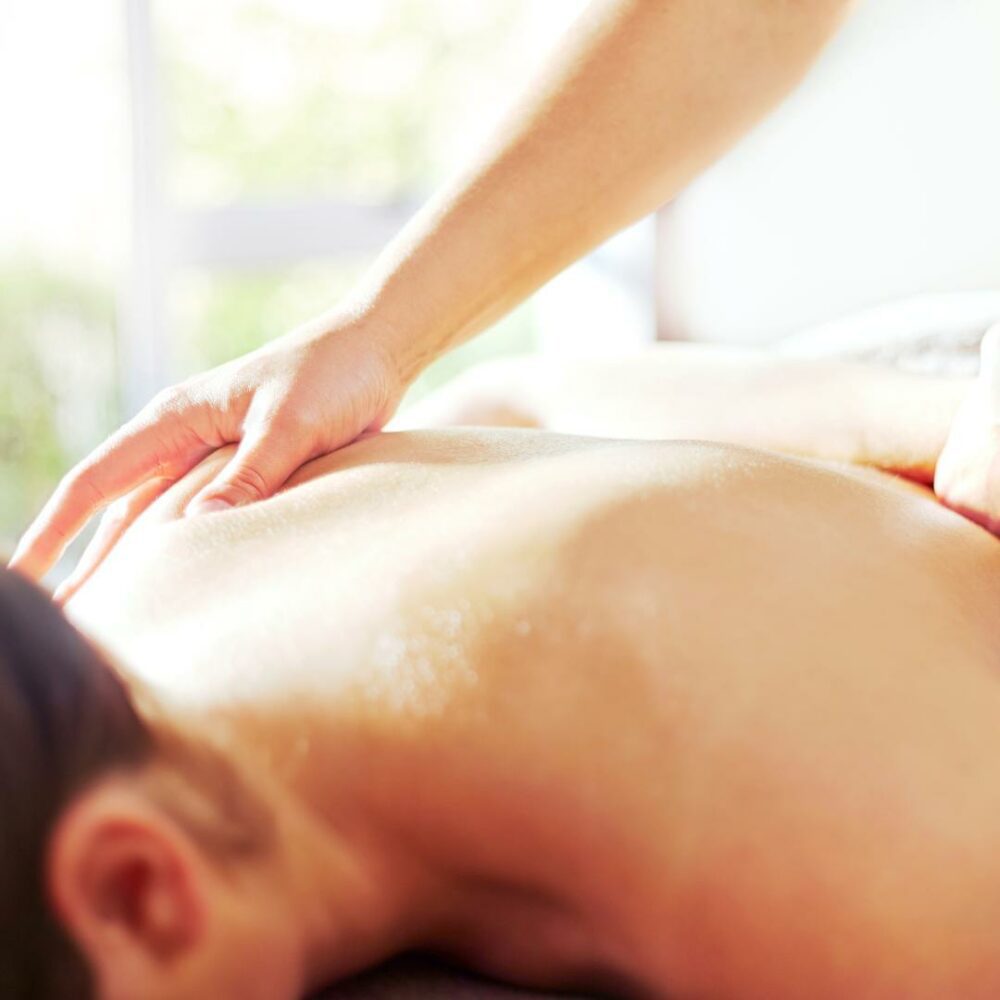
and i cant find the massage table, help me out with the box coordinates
[314,956,595,999]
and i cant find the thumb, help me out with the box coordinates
[185,427,306,516]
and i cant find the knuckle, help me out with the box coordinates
[63,463,109,509]
[146,387,176,413]
[35,516,71,549]
[144,385,188,420]
[226,464,271,503]
[263,404,307,435]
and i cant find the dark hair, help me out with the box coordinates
[0,565,154,999]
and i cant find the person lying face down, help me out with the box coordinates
[5,346,1000,1000]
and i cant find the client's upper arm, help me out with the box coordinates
[396,346,970,483]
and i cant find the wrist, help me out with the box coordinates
[334,290,449,387]
[299,306,412,409]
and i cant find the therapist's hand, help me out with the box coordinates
[935,324,1000,535]
[8,314,404,593]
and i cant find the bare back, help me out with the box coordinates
[67,430,1000,998]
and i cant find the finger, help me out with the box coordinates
[184,421,310,516]
[52,476,175,606]
[8,416,215,581]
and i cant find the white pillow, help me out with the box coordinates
[775,291,1000,377]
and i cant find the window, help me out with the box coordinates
[0,2,125,556]
[155,0,568,386]
[1,0,653,566]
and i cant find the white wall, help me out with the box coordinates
[656,0,1000,344]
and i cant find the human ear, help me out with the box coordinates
[46,778,208,983]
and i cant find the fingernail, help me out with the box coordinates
[185,498,234,518]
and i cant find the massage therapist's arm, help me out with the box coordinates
[398,346,971,484]
[11,0,857,594]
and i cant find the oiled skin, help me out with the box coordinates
[67,430,1000,998]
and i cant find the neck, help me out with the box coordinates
[154,709,438,992]
[254,779,417,989]
[108,646,641,994]
[212,723,638,994]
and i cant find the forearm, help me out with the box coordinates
[340,0,855,383]
[401,347,970,483]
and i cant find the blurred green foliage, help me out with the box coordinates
[161,0,535,203]
[164,0,540,392]
[173,260,367,373]
[3,1,541,554]
[174,260,536,405]
[0,259,117,550]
